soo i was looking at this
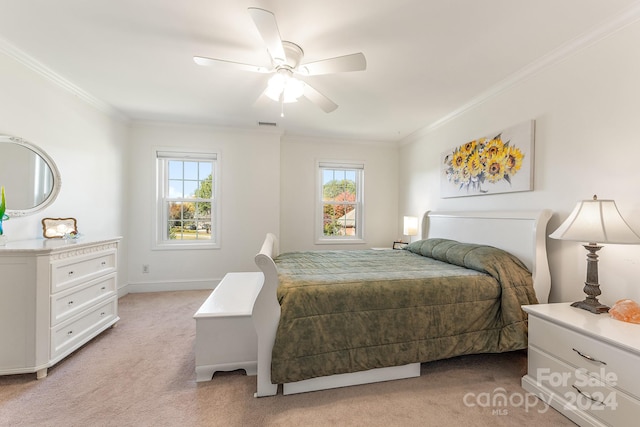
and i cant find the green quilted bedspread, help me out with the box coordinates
[271,238,538,384]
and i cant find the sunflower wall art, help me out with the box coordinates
[441,120,534,198]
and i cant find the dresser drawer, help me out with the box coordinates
[51,297,118,360]
[51,273,116,326]
[529,315,640,399]
[529,347,639,427]
[51,250,116,293]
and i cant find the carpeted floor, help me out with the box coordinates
[0,290,575,427]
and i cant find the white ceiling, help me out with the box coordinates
[1,0,639,143]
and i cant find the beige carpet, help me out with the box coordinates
[0,290,574,427]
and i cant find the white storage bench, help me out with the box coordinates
[193,272,263,382]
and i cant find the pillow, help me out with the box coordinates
[405,238,457,258]
[406,238,530,277]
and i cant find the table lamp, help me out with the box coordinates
[403,216,418,243]
[549,195,640,314]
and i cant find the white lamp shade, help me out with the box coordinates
[265,72,305,103]
[549,197,640,244]
[403,216,418,236]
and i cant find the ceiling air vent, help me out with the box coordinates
[258,121,277,127]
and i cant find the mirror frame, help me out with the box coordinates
[0,135,62,217]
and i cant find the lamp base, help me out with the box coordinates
[571,299,610,314]
[571,243,609,314]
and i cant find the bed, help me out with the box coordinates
[252,210,552,397]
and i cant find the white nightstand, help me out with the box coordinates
[522,303,640,426]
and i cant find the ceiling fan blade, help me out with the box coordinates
[248,7,286,63]
[299,53,366,76]
[303,83,338,113]
[193,56,271,73]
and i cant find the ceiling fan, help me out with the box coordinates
[194,7,366,114]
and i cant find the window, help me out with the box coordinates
[155,151,219,248]
[317,161,364,242]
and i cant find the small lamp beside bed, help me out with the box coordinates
[403,216,418,242]
[392,216,418,250]
[549,195,640,314]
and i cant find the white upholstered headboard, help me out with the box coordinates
[422,210,553,303]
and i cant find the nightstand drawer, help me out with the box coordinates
[529,315,640,399]
[529,347,639,427]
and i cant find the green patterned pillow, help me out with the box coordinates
[405,238,457,257]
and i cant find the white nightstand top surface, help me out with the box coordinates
[523,303,640,355]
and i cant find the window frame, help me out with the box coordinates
[154,149,220,250]
[315,160,365,244]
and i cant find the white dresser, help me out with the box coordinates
[0,237,121,379]
[522,303,640,426]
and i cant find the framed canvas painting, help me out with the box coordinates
[441,120,534,198]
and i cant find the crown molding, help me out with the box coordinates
[400,1,640,146]
[0,36,128,122]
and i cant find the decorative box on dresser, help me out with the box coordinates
[522,303,640,427]
[0,237,121,379]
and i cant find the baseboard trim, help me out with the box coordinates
[118,278,220,296]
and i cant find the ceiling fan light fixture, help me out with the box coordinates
[265,71,305,103]
[283,76,305,101]
[194,8,365,114]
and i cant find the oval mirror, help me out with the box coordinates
[0,135,61,217]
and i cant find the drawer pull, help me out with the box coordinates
[572,348,607,365]
[101,286,106,291]
[571,385,604,405]
[68,300,74,305]
[101,261,107,266]
[68,271,75,276]
[67,330,73,335]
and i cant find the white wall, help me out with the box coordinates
[280,135,399,251]
[126,122,280,292]
[398,21,640,305]
[0,51,129,287]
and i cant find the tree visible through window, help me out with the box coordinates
[319,162,363,240]
[156,151,218,247]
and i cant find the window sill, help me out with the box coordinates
[315,238,366,245]
[153,242,220,251]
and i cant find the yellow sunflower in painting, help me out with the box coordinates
[460,138,479,155]
[483,137,505,159]
[484,153,507,183]
[504,146,524,175]
[451,149,466,171]
[466,150,483,177]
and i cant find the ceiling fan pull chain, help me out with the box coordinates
[280,96,285,118]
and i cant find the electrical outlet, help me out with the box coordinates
[142,264,149,274]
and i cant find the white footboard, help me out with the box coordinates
[252,233,280,397]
